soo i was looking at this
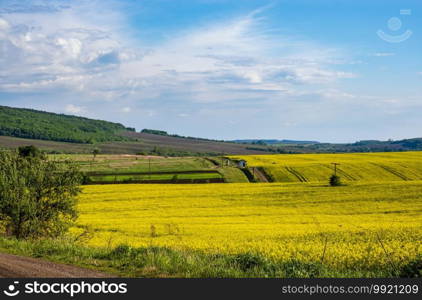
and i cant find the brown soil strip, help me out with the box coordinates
[0,252,112,278]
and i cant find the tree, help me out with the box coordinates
[92,148,100,160]
[0,151,82,239]
[329,174,342,187]
[18,145,43,158]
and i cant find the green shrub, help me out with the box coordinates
[399,257,422,277]
[18,145,44,158]
[81,174,92,185]
[231,253,267,271]
[0,151,82,239]
[329,174,342,186]
[110,244,132,259]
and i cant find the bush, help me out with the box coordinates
[171,175,178,183]
[92,148,100,160]
[399,257,422,277]
[18,145,44,158]
[231,253,267,271]
[0,150,82,239]
[81,174,92,185]
[329,174,342,186]
[110,244,132,259]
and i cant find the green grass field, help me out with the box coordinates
[88,172,223,184]
[55,154,214,172]
[54,154,248,183]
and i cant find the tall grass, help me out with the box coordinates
[1,237,419,278]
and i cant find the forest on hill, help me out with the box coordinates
[0,105,135,144]
[2,105,422,154]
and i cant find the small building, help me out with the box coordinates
[237,160,247,168]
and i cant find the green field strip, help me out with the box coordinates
[85,170,220,176]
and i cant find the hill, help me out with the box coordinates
[0,105,135,144]
[0,135,269,155]
[231,139,320,145]
[306,138,422,153]
[0,132,273,155]
[231,151,422,183]
[2,105,422,155]
[0,106,274,155]
[119,131,272,155]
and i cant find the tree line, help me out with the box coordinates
[0,105,135,144]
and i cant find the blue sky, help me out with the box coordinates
[0,0,421,142]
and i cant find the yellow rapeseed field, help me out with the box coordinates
[77,181,422,273]
[231,152,422,183]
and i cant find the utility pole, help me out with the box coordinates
[331,163,340,175]
[149,157,151,180]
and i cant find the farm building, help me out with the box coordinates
[237,159,247,168]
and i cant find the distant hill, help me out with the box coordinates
[0,106,272,154]
[312,138,422,153]
[120,131,272,155]
[233,138,422,152]
[232,139,320,145]
[141,128,227,142]
[0,105,135,144]
[1,105,422,155]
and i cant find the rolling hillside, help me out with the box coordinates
[0,133,273,155]
[231,152,422,183]
[2,105,422,155]
[120,131,272,155]
[0,106,271,155]
[232,139,320,145]
[0,105,134,143]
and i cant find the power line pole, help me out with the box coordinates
[149,157,151,180]
[331,163,340,175]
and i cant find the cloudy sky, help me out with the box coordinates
[0,0,421,142]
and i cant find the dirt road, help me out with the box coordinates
[0,253,111,278]
[251,167,270,182]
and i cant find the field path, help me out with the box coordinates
[0,252,111,278]
[252,167,269,182]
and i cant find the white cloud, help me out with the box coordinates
[55,37,82,58]
[243,71,262,83]
[0,17,10,31]
[0,0,367,141]
[0,0,355,107]
[65,104,85,114]
[114,8,355,107]
[373,52,395,57]
[0,0,134,94]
